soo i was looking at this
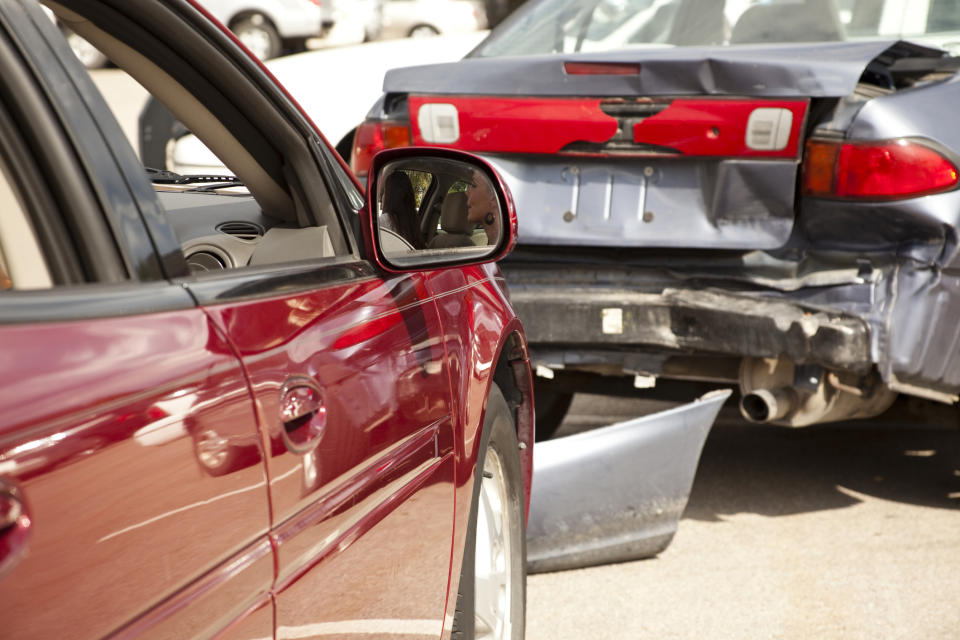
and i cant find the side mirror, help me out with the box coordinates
[363,148,517,271]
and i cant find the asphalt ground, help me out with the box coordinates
[528,394,960,640]
[90,69,960,640]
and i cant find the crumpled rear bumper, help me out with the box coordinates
[503,254,960,404]
[509,283,873,374]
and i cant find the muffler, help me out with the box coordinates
[739,387,796,423]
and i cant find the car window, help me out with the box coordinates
[0,49,106,291]
[838,0,960,42]
[927,0,960,33]
[126,65,349,273]
[0,156,51,291]
[56,13,356,277]
[473,0,960,56]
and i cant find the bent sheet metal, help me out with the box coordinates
[527,389,731,573]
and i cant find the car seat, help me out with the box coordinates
[428,192,475,249]
[731,0,844,44]
[379,171,421,248]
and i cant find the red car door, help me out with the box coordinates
[0,300,274,640]
[196,263,456,637]
[0,6,274,636]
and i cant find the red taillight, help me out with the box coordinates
[350,120,411,180]
[804,138,959,199]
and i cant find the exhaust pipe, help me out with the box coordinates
[739,357,897,427]
[739,387,796,423]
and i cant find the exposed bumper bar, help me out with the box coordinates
[510,285,873,373]
[527,389,731,573]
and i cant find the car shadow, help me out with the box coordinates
[555,393,960,519]
[684,400,960,521]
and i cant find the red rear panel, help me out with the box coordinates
[407,95,810,250]
[409,95,808,158]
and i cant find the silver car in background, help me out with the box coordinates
[199,0,335,59]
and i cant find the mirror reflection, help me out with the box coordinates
[376,158,504,266]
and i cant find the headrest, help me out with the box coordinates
[731,3,844,44]
[382,172,416,215]
[440,192,472,234]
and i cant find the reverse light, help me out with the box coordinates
[804,138,959,199]
[418,103,460,144]
[350,120,411,180]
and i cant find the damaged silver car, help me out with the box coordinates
[353,0,960,436]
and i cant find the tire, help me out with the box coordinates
[408,24,440,38]
[231,14,282,60]
[282,37,309,55]
[452,384,526,640]
[533,381,573,441]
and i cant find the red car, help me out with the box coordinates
[0,1,532,639]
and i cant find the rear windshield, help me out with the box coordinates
[471,0,960,57]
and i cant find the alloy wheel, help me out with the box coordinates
[474,447,514,640]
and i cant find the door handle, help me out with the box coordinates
[0,479,31,578]
[280,377,327,454]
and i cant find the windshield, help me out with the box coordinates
[471,0,960,57]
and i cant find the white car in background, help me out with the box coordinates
[50,0,381,67]
[380,0,486,38]
[140,31,487,175]
[194,0,335,60]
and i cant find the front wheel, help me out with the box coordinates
[453,384,526,640]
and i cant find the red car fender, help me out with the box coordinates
[428,264,533,628]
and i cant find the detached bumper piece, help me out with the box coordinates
[526,389,730,573]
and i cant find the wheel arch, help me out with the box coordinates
[491,328,534,503]
[407,23,440,36]
[445,323,532,638]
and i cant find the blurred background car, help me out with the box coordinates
[186,0,336,59]
[378,0,486,39]
[138,30,488,175]
[354,0,960,437]
[47,0,384,67]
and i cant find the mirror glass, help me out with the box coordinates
[376,157,505,267]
